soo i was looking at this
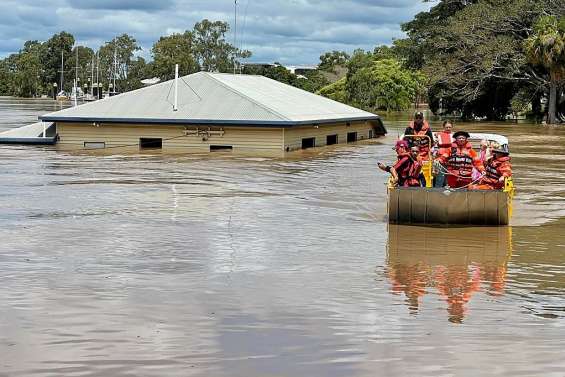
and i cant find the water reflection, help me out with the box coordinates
[387,225,512,323]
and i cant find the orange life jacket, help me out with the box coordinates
[482,156,512,189]
[445,143,479,178]
[408,121,431,158]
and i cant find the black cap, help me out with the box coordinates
[414,111,424,119]
[453,131,470,139]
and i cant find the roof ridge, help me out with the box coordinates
[204,72,291,121]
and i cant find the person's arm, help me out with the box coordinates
[498,160,512,181]
[436,149,449,165]
[470,150,485,173]
[390,167,399,183]
[377,162,390,172]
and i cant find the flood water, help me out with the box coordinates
[1,97,565,376]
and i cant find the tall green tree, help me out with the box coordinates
[192,19,250,72]
[42,31,75,92]
[151,32,199,80]
[67,45,95,92]
[12,41,44,97]
[524,15,565,124]
[346,58,424,111]
[98,34,141,92]
[401,0,560,120]
[318,51,350,72]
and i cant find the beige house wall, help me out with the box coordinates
[56,119,384,154]
[283,121,377,151]
[56,123,284,152]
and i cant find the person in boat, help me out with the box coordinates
[472,139,491,181]
[436,131,485,188]
[378,140,422,187]
[404,111,433,161]
[433,121,453,187]
[472,144,512,190]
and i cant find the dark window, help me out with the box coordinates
[326,134,338,145]
[369,130,373,139]
[210,145,233,151]
[347,132,357,143]
[301,137,316,149]
[140,138,162,149]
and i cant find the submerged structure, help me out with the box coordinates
[38,72,386,153]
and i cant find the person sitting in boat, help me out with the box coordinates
[436,131,485,188]
[378,140,422,187]
[472,139,491,181]
[472,144,512,190]
[404,111,433,161]
[433,121,453,187]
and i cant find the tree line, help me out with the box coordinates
[1,1,563,123]
[316,0,564,123]
[397,0,564,123]
[0,19,250,98]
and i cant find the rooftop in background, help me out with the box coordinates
[40,72,379,127]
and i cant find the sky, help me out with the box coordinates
[0,0,431,65]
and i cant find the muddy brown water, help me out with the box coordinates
[1,97,565,376]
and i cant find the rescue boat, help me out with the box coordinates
[387,133,515,226]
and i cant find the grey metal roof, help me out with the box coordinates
[39,72,379,126]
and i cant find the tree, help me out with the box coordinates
[9,41,44,97]
[98,34,141,92]
[318,50,350,72]
[151,32,199,80]
[42,31,75,92]
[127,57,150,90]
[317,77,347,103]
[524,15,565,124]
[67,45,95,93]
[347,58,423,111]
[400,0,561,120]
[192,19,250,72]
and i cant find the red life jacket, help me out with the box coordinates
[408,121,431,157]
[447,143,475,178]
[437,131,452,155]
[404,158,422,187]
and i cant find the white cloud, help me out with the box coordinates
[0,0,432,64]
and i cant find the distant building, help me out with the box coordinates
[40,72,386,154]
[140,77,161,86]
[283,65,318,76]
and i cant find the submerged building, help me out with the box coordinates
[40,72,386,153]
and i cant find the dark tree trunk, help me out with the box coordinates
[548,76,557,124]
[532,91,542,116]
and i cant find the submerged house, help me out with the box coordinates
[40,72,386,153]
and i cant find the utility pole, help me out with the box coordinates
[90,54,94,97]
[113,49,118,94]
[233,0,237,74]
[59,50,64,93]
[96,51,100,99]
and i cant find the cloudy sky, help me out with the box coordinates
[0,0,431,65]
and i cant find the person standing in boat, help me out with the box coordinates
[436,131,485,188]
[433,120,453,187]
[378,141,422,187]
[404,111,433,161]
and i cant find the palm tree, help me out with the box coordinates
[524,16,565,124]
